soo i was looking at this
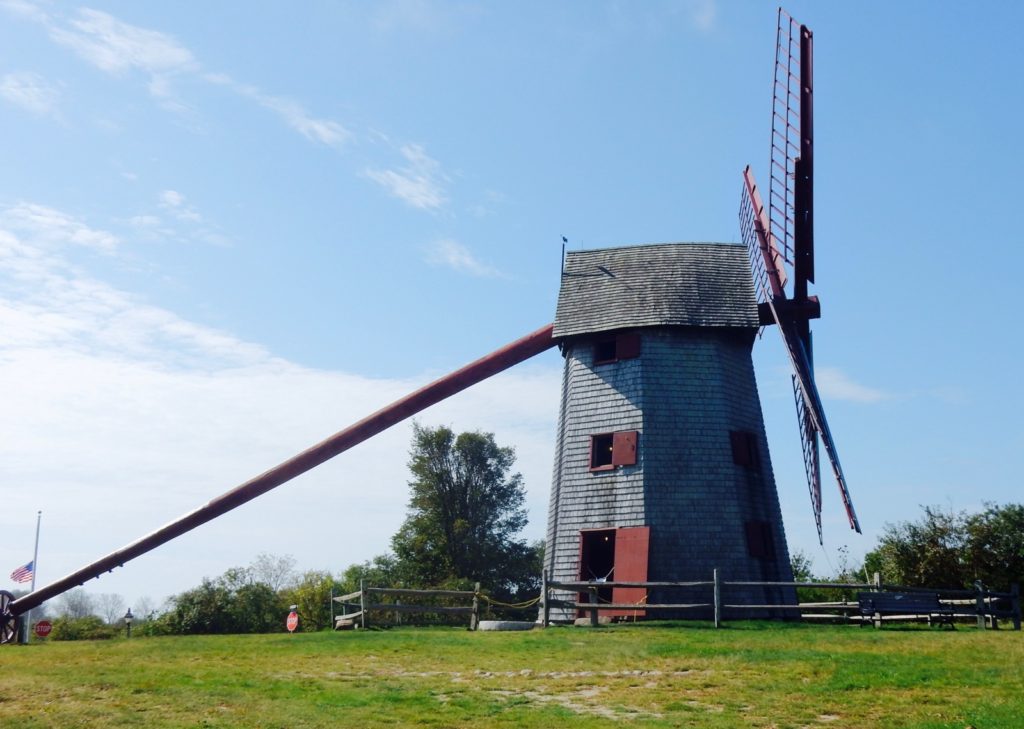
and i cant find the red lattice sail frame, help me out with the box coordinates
[739,8,860,542]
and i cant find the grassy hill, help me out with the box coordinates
[1,621,1021,727]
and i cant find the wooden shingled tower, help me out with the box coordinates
[543,242,796,620]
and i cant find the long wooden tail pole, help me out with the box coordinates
[7,324,557,619]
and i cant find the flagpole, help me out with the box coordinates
[20,511,41,645]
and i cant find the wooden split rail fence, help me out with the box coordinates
[333,580,481,631]
[541,570,1022,630]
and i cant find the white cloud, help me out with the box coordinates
[158,189,202,223]
[426,239,504,278]
[0,0,48,23]
[0,71,60,116]
[685,0,716,33]
[49,8,198,76]
[0,202,119,253]
[816,366,888,403]
[0,202,560,604]
[232,82,350,149]
[366,143,449,210]
[160,190,184,208]
[6,5,348,145]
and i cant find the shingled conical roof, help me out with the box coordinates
[553,242,759,338]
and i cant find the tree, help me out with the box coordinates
[133,596,157,623]
[96,593,126,625]
[250,552,298,592]
[159,568,287,634]
[863,503,1024,591]
[864,506,967,589]
[390,423,534,599]
[963,503,1024,591]
[282,570,335,632]
[56,588,96,619]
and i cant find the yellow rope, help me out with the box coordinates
[480,595,541,609]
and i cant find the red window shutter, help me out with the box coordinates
[616,332,641,360]
[745,521,774,559]
[610,526,650,617]
[611,431,638,466]
[730,431,758,469]
[730,431,748,466]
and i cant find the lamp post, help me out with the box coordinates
[124,608,133,638]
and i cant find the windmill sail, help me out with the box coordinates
[739,8,860,539]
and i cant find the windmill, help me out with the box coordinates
[541,7,859,621]
[739,8,861,544]
[1,8,854,640]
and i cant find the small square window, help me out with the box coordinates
[590,431,638,471]
[593,332,641,364]
[590,433,614,469]
[593,339,617,364]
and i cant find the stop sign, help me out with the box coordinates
[286,611,298,633]
[34,620,52,638]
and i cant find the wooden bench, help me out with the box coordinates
[858,591,955,629]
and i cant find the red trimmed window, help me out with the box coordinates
[590,431,638,471]
[593,332,641,364]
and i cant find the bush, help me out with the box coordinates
[50,615,118,641]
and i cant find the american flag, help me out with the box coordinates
[9,561,33,584]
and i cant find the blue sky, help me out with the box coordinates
[2,0,1022,609]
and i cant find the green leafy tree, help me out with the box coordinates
[862,504,1024,591]
[159,568,287,634]
[391,423,536,600]
[338,554,408,595]
[864,506,967,589]
[963,503,1024,591]
[282,570,335,632]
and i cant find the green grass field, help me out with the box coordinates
[1,622,1021,728]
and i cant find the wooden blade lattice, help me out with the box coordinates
[768,7,803,291]
[792,374,823,543]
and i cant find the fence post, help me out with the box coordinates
[541,570,550,628]
[975,580,986,630]
[330,587,334,630]
[588,586,599,627]
[1011,583,1021,631]
[359,579,367,630]
[470,582,480,631]
[713,568,721,629]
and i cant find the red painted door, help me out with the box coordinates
[610,526,650,617]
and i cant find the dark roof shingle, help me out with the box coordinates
[552,242,758,337]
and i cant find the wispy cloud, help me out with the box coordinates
[0,71,61,116]
[46,7,197,112]
[48,8,198,76]
[0,202,261,366]
[159,189,202,223]
[223,78,350,149]
[685,0,716,33]
[4,4,349,147]
[425,239,504,278]
[0,0,48,22]
[816,367,889,403]
[366,144,449,210]
[0,199,558,604]
[1,202,120,253]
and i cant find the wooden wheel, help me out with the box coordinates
[0,591,17,644]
